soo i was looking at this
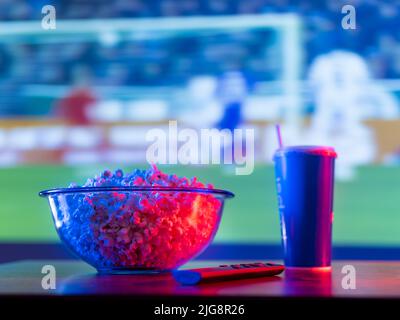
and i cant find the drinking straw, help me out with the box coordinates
[275,124,283,149]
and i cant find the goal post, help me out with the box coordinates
[0,14,303,125]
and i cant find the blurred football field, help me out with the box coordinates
[0,164,399,245]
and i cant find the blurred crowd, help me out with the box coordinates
[1,0,400,101]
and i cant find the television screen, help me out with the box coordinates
[0,0,399,262]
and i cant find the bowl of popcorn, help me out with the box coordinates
[39,165,234,274]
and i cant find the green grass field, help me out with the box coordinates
[1,164,399,245]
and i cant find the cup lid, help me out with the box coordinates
[274,145,337,158]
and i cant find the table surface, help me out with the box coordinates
[0,260,399,298]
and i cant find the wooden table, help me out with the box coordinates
[0,260,399,298]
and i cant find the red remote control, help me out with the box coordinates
[173,262,284,285]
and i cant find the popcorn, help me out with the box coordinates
[59,165,222,270]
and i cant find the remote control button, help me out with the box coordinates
[250,263,265,267]
[230,264,242,269]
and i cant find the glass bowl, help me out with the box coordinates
[39,186,234,274]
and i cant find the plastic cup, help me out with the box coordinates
[273,146,337,268]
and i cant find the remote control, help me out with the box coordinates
[173,262,284,285]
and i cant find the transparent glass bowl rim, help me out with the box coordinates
[39,186,235,199]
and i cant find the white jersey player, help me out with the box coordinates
[308,50,398,180]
